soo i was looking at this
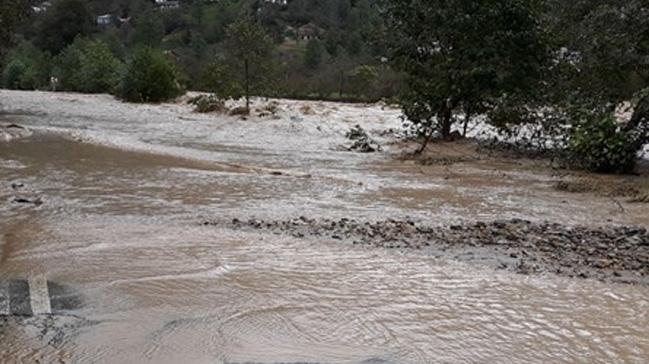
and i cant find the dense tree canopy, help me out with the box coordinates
[35,0,95,54]
[383,0,548,150]
[0,0,35,58]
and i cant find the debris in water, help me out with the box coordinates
[345,124,382,153]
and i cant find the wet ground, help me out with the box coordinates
[1,90,649,363]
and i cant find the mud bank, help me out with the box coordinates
[206,217,649,285]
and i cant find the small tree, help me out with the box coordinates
[218,15,277,112]
[117,47,184,103]
[348,65,378,99]
[1,41,51,90]
[54,38,122,93]
[383,0,548,152]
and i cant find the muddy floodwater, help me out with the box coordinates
[1,90,649,363]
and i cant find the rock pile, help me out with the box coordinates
[204,217,649,284]
[345,125,381,153]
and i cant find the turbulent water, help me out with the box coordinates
[1,90,648,363]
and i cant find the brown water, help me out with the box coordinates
[1,91,649,363]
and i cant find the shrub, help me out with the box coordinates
[117,47,184,103]
[568,113,643,174]
[1,41,51,90]
[54,38,122,93]
[1,60,28,89]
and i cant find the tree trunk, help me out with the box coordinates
[415,127,435,154]
[244,58,250,112]
[462,111,471,138]
[440,104,452,140]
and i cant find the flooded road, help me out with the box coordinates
[1,90,649,363]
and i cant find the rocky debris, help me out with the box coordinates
[187,94,226,114]
[1,123,32,142]
[418,156,476,166]
[203,217,649,285]
[12,196,43,206]
[256,101,281,118]
[299,104,316,115]
[8,182,43,207]
[554,178,649,203]
[345,124,382,153]
[229,106,250,116]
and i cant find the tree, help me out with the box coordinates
[215,15,277,112]
[35,0,94,54]
[349,65,378,98]
[117,47,184,102]
[540,0,649,172]
[131,10,165,47]
[1,40,51,90]
[0,0,34,60]
[54,38,122,93]
[304,39,324,69]
[383,0,548,152]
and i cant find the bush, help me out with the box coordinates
[1,60,28,89]
[117,47,184,103]
[54,38,122,93]
[1,41,51,90]
[569,113,643,174]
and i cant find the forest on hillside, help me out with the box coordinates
[2,0,398,101]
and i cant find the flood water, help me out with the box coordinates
[1,91,649,363]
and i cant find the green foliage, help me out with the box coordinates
[35,0,94,54]
[201,61,244,100]
[535,1,649,173]
[348,65,378,97]
[54,38,122,93]
[117,47,184,103]
[1,41,51,90]
[131,10,165,47]
[304,39,324,69]
[569,113,643,174]
[213,15,279,109]
[2,60,28,89]
[384,0,548,143]
[0,0,34,58]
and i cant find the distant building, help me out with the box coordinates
[296,23,324,41]
[97,14,114,27]
[32,1,52,13]
[155,0,180,10]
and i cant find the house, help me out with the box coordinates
[296,23,324,41]
[96,14,114,27]
[155,0,180,10]
[32,1,52,13]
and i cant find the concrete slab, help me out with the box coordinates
[29,275,51,315]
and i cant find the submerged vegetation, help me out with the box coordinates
[0,0,647,172]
